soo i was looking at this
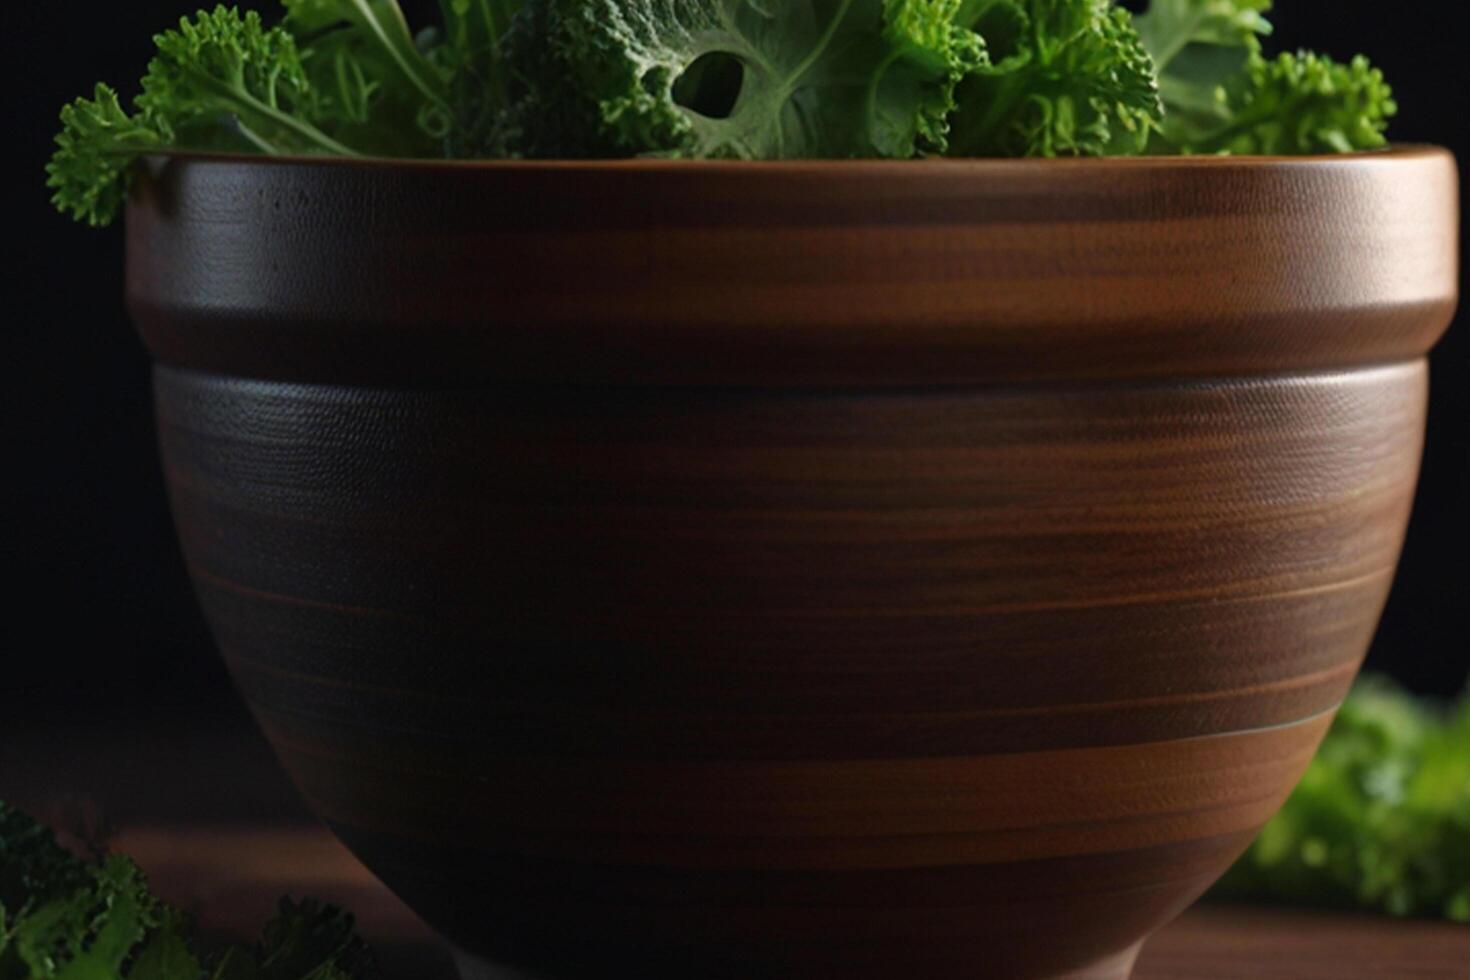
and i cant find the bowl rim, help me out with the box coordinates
[143,142,1448,175]
[126,144,1459,388]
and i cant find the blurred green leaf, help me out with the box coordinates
[0,804,377,980]
[1217,677,1470,921]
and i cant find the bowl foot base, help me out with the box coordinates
[453,949,549,980]
[1054,943,1144,979]
[451,941,1145,980]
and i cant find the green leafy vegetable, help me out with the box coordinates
[213,899,373,980]
[0,803,376,980]
[440,0,524,56]
[432,0,526,110]
[1,801,92,918]
[48,0,1404,227]
[277,1,448,156]
[1134,0,1396,153]
[283,0,447,108]
[280,0,454,148]
[1204,50,1395,154]
[1133,0,1272,128]
[47,7,357,228]
[1217,678,1470,922]
[948,0,1163,157]
[128,915,205,980]
[517,0,986,159]
[138,7,355,156]
[47,85,171,229]
[485,0,618,157]
[435,0,526,147]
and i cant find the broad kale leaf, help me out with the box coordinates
[1132,0,1268,144]
[1135,0,1395,153]
[519,0,986,159]
[1134,0,1271,83]
[947,0,1162,156]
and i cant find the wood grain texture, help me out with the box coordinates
[127,150,1458,979]
[127,149,1457,388]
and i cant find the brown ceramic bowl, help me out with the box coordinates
[127,148,1458,980]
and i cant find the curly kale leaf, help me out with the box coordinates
[281,0,453,150]
[0,802,377,980]
[41,0,1416,218]
[1200,49,1395,154]
[128,914,205,980]
[1135,0,1396,153]
[514,0,985,159]
[2,854,158,980]
[136,7,355,156]
[882,1,992,153]
[2,807,168,979]
[220,899,374,980]
[429,0,526,154]
[49,3,464,227]
[946,0,1162,157]
[46,85,174,229]
[1,803,93,919]
[48,7,360,228]
[1217,678,1470,921]
[473,0,611,156]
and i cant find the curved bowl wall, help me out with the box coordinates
[129,149,1458,980]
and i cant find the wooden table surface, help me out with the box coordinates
[108,824,1470,979]
[6,717,1467,978]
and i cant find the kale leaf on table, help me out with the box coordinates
[5,675,1466,980]
[0,803,375,980]
[1216,678,1470,922]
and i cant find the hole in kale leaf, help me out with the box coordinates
[673,52,745,119]
[973,2,1028,67]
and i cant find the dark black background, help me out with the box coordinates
[2,2,1465,728]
